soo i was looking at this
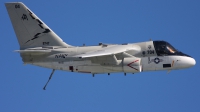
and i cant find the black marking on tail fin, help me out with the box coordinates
[29,14,35,19]
[43,29,50,33]
[31,37,39,40]
[25,40,30,43]
[24,9,51,44]
[21,14,28,20]
[37,19,43,24]
[32,33,41,40]
[15,5,20,9]
[39,24,43,28]
[27,9,32,14]
[25,33,41,43]
[27,9,36,19]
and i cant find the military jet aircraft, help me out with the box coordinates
[5,2,196,90]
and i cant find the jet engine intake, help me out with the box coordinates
[123,57,142,73]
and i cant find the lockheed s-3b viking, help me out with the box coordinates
[5,2,196,90]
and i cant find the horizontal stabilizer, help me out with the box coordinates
[15,49,51,53]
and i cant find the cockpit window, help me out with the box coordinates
[166,46,175,53]
[166,42,177,53]
[153,41,191,57]
[153,41,178,55]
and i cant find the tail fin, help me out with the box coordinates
[5,2,72,49]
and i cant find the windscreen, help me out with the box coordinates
[153,41,178,56]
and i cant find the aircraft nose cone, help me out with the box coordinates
[189,57,196,66]
[180,57,196,68]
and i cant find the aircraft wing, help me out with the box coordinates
[74,45,141,58]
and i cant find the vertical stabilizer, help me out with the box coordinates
[5,2,72,49]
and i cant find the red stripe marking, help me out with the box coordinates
[127,60,139,71]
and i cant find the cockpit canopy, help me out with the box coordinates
[153,41,190,57]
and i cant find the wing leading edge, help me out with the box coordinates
[74,45,141,58]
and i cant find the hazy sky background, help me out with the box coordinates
[1,0,200,112]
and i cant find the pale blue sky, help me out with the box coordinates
[1,0,200,112]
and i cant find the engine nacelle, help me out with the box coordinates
[123,57,142,73]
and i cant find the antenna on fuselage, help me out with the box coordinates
[150,39,152,41]
[43,69,55,90]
